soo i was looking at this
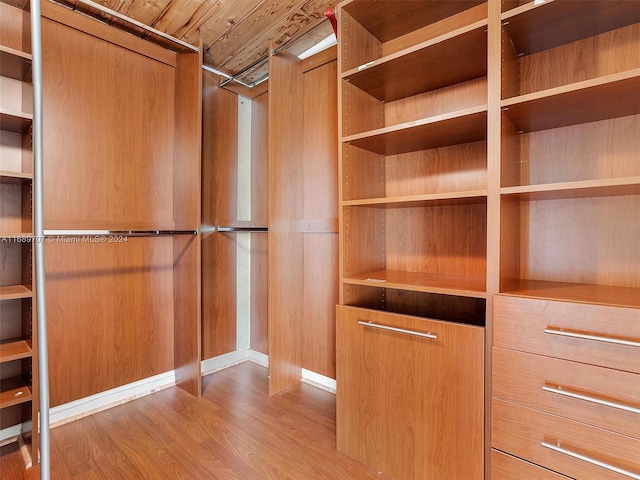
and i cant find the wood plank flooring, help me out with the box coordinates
[1,362,388,479]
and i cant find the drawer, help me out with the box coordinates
[491,450,569,480]
[494,295,640,374]
[493,399,640,480]
[493,347,640,440]
[336,306,485,480]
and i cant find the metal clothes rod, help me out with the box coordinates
[216,226,268,233]
[43,230,197,237]
[202,64,254,89]
[219,55,269,88]
[31,2,50,479]
[59,0,199,52]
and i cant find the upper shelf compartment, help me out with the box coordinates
[502,0,640,55]
[343,22,487,103]
[0,46,32,81]
[340,0,486,73]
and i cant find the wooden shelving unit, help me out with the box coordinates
[336,2,488,479]
[0,0,38,464]
[494,1,640,478]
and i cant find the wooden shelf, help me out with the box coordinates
[0,376,32,409]
[342,22,487,102]
[500,279,640,309]
[501,177,640,201]
[343,105,487,155]
[0,108,33,133]
[0,171,33,184]
[0,0,29,9]
[0,285,33,301]
[344,270,486,298]
[0,45,31,81]
[502,0,640,56]
[342,0,485,43]
[502,69,640,132]
[0,339,32,363]
[344,190,487,207]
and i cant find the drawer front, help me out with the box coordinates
[493,399,640,480]
[336,306,485,480]
[493,347,640,440]
[494,295,640,374]
[492,450,569,480]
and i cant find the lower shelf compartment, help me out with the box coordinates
[343,283,486,326]
[0,376,32,409]
[0,339,32,363]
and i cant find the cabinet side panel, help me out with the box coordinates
[250,91,268,355]
[268,50,304,395]
[45,240,174,406]
[201,71,238,359]
[173,50,202,396]
[42,19,175,229]
[301,59,339,379]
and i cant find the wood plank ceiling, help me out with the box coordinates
[55,0,338,85]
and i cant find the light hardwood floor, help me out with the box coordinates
[1,362,387,479]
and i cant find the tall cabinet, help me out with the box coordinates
[0,0,38,463]
[492,1,640,478]
[335,1,488,479]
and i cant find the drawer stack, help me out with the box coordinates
[492,295,640,479]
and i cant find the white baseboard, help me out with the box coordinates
[200,349,251,376]
[301,368,336,394]
[0,425,22,446]
[49,370,176,428]
[248,350,269,367]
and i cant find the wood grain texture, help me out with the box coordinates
[201,72,238,360]
[520,195,640,288]
[173,50,202,396]
[300,58,339,377]
[40,0,176,67]
[42,18,176,230]
[494,295,640,374]
[267,49,304,395]
[250,92,269,355]
[336,305,485,480]
[492,399,640,480]
[493,347,640,441]
[0,1,30,53]
[44,239,174,406]
[491,450,574,480]
[1,362,390,480]
[344,22,487,103]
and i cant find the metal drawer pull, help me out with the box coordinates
[358,321,437,340]
[544,327,640,348]
[541,442,640,479]
[543,385,640,415]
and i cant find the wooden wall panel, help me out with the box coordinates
[201,71,238,359]
[301,60,339,379]
[42,19,176,230]
[268,49,304,395]
[173,49,202,396]
[44,240,174,406]
[250,91,269,355]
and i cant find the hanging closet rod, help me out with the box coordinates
[55,0,199,53]
[217,33,300,88]
[44,229,197,237]
[216,226,268,232]
[219,56,269,88]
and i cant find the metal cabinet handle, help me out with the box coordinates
[541,442,640,479]
[358,321,437,340]
[542,385,640,415]
[544,327,640,348]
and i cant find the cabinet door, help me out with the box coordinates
[336,305,484,480]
